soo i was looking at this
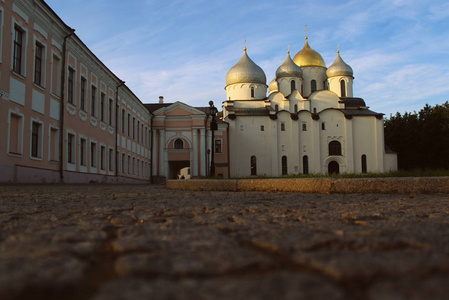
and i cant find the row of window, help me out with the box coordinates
[173,138,222,154]
[249,153,367,176]
[259,122,330,132]
[120,108,150,146]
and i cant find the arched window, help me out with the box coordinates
[313,108,317,113]
[282,156,288,175]
[290,80,296,93]
[294,104,298,113]
[303,155,309,174]
[275,105,279,112]
[302,123,307,131]
[174,138,184,149]
[328,161,340,174]
[281,123,285,131]
[251,86,255,98]
[340,80,346,97]
[361,154,367,173]
[328,141,342,156]
[251,156,257,175]
[311,80,317,93]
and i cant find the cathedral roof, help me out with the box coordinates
[276,51,303,78]
[226,49,267,86]
[268,78,278,93]
[327,51,353,77]
[293,37,326,68]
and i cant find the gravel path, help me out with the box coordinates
[1,184,448,300]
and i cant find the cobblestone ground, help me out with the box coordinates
[1,184,449,300]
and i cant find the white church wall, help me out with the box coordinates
[226,83,267,100]
[328,77,354,98]
[301,67,327,97]
[319,110,346,173]
[352,116,382,173]
[310,91,341,113]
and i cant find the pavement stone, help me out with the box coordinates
[0,184,449,299]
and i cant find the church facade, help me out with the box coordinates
[222,39,397,177]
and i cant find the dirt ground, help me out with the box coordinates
[1,184,448,300]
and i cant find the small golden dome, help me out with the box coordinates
[326,51,353,77]
[276,51,303,79]
[293,37,326,68]
[268,78,278,93]
[226,50,266,86]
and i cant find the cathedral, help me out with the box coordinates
[222,37,397,177]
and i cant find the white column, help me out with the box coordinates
[152,129,158,175]
[192,129,198,177]
[159,129,165,176]
[200,128,206,176]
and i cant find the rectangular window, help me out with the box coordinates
[34,43,44,86]
[121,109,125,133]
[31,121,42,158]
[90,142,97,167]
[100,145,105,170]
[91,86,97,117]
[137,121,140,142]
[80,77,86,111]
[49,127,59,162]
[13,26,24,74]
[67,133,75,163]
[214,139,222,154]
[128,155,131,174]
[100,92,105,122]
[133,157,136,175]
[109,148,114,171]
[122,153,125,174]
[132,117,136,139]
[80,138,87,166]
[9,113,23,155]
[127,113,131,136]
[52,55,61,96]
[261,125,264,131]
[321,122,326,130]
[68,68,75,104]
[108,98,113,126]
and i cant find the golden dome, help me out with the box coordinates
[226,50,266,87]
[268,78,278,93]
[326,51,353,77]
[293,37,326,68]
[276,51,303,79]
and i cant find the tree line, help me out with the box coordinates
[384,101,449,170]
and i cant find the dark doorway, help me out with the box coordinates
[328,161,340,174]
[169,160,190,179]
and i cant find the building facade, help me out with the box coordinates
[0,0,151,183]
[223,39,397,177]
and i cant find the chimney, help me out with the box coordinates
[159,96,164,104]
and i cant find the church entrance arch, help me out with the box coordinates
[328,161,340,174]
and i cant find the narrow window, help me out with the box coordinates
[9,113,23,155]
[34,43,44,86]
[275,105,279,112]
[329,141,342,156]
[52,55,61,96]
[250,156,257,176]
[128,155,131,174]
[80,138,87,166]
[174,138,183,149]
[128,113,131,136]
[121,109,125,133]
[133,157,136,175]
[361,154,367,173]
[313,108,317,113]
[109,98,113,126]
[311,80,317,93]
[281,123,285,131]
[303,155,309,174]
[100,145,105,170]
[68,68,75,104]
[80,77,86,111]
[91,86,97,117]
[137,121,140,142]
[100,92,105,122]
[215,139,222,153]
[321,122,326,130]
[122,153,125,174]
[260,125,264,131]
[31,121,42,158]
[302,123,307,131]
[250,86,255,98]
[90,142,97,167]
[49,127,59,162]
[13,26,24,74]
[340,80,346,97]
[67,133,75,163]
[132,117,136,139]
[282,156,288,175]
[109,148,114,171]
[294,104,298,113]
[290,80,296,93]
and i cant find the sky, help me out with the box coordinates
[45,0,449,117]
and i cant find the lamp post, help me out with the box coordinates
[209,101,218,177]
